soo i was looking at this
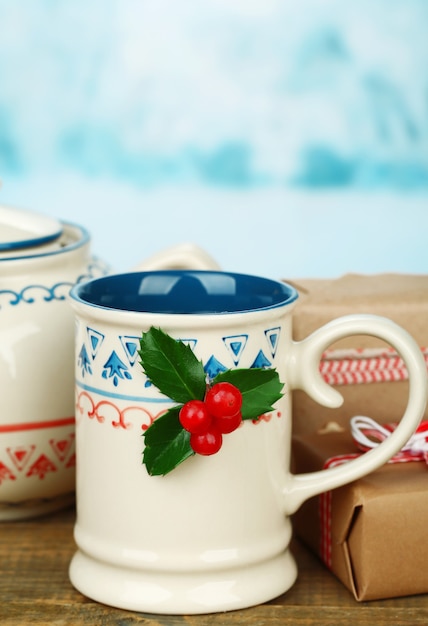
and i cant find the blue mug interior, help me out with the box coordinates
[71,271,298,314]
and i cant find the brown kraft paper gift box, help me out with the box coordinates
[291,429,428,601]
[288,273,428,435]
[288,273,428,601]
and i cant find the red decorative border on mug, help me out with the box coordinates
[76,390,164,431]
[75,390,282,433]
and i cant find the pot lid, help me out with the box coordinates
[0,205,63,251]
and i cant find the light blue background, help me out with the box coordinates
[0,1,426,278]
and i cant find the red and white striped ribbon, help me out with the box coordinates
[319,453,359,567]
[319,347,428,386]
[351,415,428,464]
[319,416,428,567]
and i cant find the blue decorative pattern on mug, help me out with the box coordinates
[119,336,141,366]
[222,334,248,366]
[78,345,92,377]
[102,351,132,387]
[77,324,283,389]
[204,356,228,381]
[87,327,105,359]
[265,327,281,357]
[251,350,272,369]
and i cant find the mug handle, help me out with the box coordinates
[132,243,221,272]
[283,313,428,515]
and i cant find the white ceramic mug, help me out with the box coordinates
[68,270,427,614]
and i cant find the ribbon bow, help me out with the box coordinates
[351,415,428,465]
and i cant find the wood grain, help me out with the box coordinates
[1,507,427,625]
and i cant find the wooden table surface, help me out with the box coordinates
[1,506,428,626]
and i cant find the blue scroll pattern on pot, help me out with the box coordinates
[0,260,109,310]
[77,326,282,388]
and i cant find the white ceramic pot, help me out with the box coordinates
[0,206,218,520]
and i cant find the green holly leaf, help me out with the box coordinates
[212,368,284,420]
[143,406,194,476]
[139,328,285,477]
[139,327,206,404]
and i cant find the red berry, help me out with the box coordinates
[205,382,243,419]
[179,400,212,434]
[213,410,242,434]
[190,427,223,456]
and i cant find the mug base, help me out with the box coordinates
[69,547,298,615]
[0,492,75,521]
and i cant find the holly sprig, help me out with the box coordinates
[139,327,284,476]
